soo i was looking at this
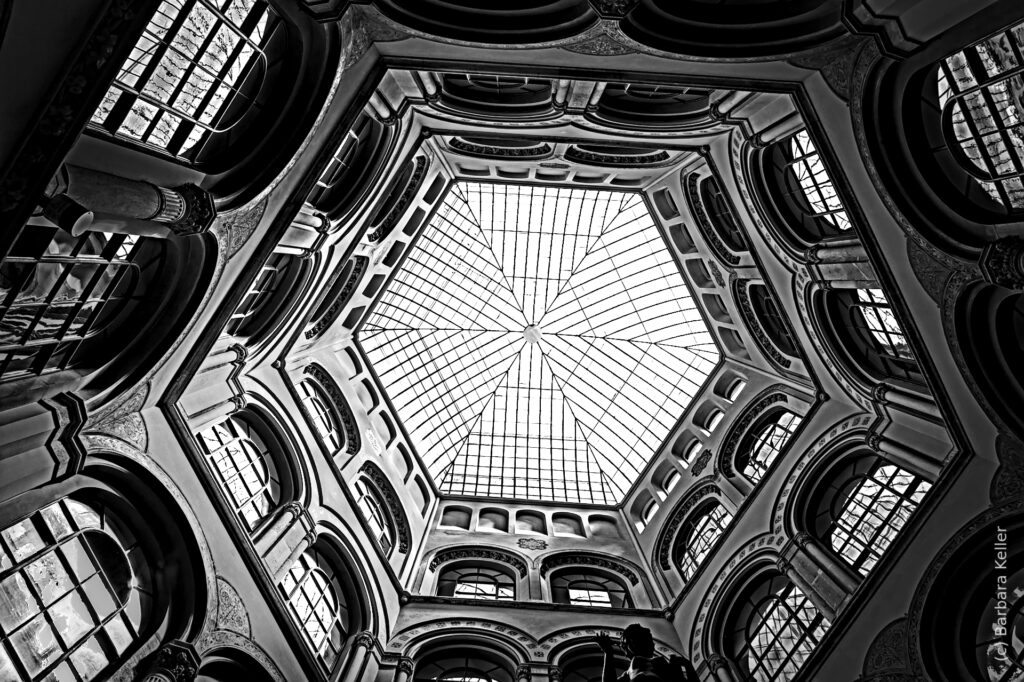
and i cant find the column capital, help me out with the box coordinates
[547,666,562,682]
[354,630,378,650]
[397,657,415,675]
[872,383,890,404]
[981,237,1024,289]
[140,640,200,682]
[167,183,216,236]
[707,654,729,671]
[516,664,532,682]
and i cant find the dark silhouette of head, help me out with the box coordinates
[621,624,655,657]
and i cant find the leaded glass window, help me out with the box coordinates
[437,564,515,602]
[414,648,516,682]
[197,415,281,530]
[729,574,828,682]
[550,569,631,609]
[785,130,850,232]
[0,226,151,379]
[741,412,802,484]
[225,256,284,337]
[353,480,394,556]
[675,502,733,581]
[0,499,152,682]
[91,0,274,159]
[299,379,342,452]
[936,21,1024,213]
[851,289,913,362]
[823,460,931,575]
[280,549,348,671]
[699,175,746,252]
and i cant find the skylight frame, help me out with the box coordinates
[357,179,722,505]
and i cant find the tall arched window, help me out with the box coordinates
[549,568,632,609]
[414,644,517,682]
[308,114,389,220]
[225,253,306,342]
[822,287,920,385]
[748,283,799,360]
[353,479,395,556]
[436,563,515,602]
[593,83,711,126]
[0,227,171,381]
[439,74,553,116]
[699,175,747,253]
[738,411,802,484]
[299,378,342,452]
[280,548,350,672]
[90,0,277,162]
[852,289,913,362]
[726,572,829,681]
[0,498,154,681]
[934,22,1024,215]
[811,457,931,576]
[196,413,282,531]
[673,502,733,581]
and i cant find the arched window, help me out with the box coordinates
[439,74,553,116]
[760,129,850,245]
[90,0,277,163]
[726,572,829,681]
[225,253,305,340]
[299,378,342,452]
[934,22,1024,215]
[699,175,747,253]
[724,378,747,402]
[559,644,629,682]
[811,457,931,576]
[738,411,802,484]
[308,114,389,220]
[280,548,350,672]
[437,563,515,602]
[641,499,659,527]
[196,413,282,531]
[353,479,395,556]
[593,83,711,126]
[414,644,517,682]
[704,409,726,434]
[748,283,799,360]
[822,287,920,385]
[674,502,733,581]
[550,568,632,608]
[0,498,154,681]
[0,226,173,382]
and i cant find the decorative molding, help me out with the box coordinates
[980,237,1024,289]
[690,449,712,476]
[139,640,199,682]
[518,538,547,551]
[220,197,269,260]
[906,236,954,305]
[788,35,872,103]
[588,0,639,18]
[562,30,638,56]
[304,255,369,339]
[449,138,552,159]
[707,261,725,288]
[341,5,410,69]
[565,146,671,167]
[367,156,428,242]
[303,363,361,455]
[991,434,1024,505]
[358,461,411,553]
[215,576,251,637]
[168,183,217,236]
[686,172,742,266]
[655,481,720,570]
[354,630,378,650]
[717,390,789,477]
[397,657,415,676]
[86,381,150,452]
[42,391,89,480]
[862,618,910,677]
[195,630,285,682]
[734,278,794,369]
[428,547,528,577]
[539,552,639,585]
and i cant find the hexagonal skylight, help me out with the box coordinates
[359,182,719,504]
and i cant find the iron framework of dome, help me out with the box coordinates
[359,182,720,504]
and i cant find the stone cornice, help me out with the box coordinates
[428,547,528,577]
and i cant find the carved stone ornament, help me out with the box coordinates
[140,640,200,682]
[565,146,671,167]
[220,196,269,259]
[788,35,872,103]
[215,577,251,637]
[168,183,216,236]
[539,553,639,585]
[397,657,415,676]
[358,461,411,553]
[690,449,712,476]
[707,261,725,287]
[516,664,532,682]
[981,237,1024,289]
[354,631,378,650]
[367,156,428,242]
[588,0,639,18]
[717,390,788,477]
[563,29,638,57]
[429,547,529,577]
[991,434,1024,505]
[449,138,552,160]
[862,618,911,677]
[518,538,547,551]
[86,381,150,452]
[734,279,793,369]
[686,172,742,266]
[906,235,955,305]
[303,363,361,455]
[655,482,719,570]
[304,255,369,339]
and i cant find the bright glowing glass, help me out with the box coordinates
[361,183,719,503]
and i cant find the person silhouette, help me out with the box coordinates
[595,624,699,681]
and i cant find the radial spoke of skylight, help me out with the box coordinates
[360,181,720,504]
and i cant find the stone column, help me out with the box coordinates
[138,640,200,682]
[751,113,803,148]
[710,90,752,120]
[256,503,316,583]
[794,531,861,595]
[868,434,942,480]
[394,657,415,682]
[340,632,378,682]
[276,203,330,258]
[820,279,877,290]
[45,165,215,238]
[873,383,940,419]
[707,654,736,682]
[805,242,868,264]
[778,554,837,621]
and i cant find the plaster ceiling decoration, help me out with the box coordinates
[360,182,719,504]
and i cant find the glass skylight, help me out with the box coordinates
[360,182,719,504]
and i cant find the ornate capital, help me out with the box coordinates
[706,654,729,672]
[354,630,377,650]
[588,0,638,18]
[793,530,814,548]
[548,666,562,682]
[141,640,200,682]
[867,434,883,452]
[775,556,792,575]
[516,664,532,682]
[397,657,415,676]
[872,383,890,404]
[168,183,216,236]
[980,237,1024,289]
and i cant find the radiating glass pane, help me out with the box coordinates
[10,614,61,676]
[0,572,38,632]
